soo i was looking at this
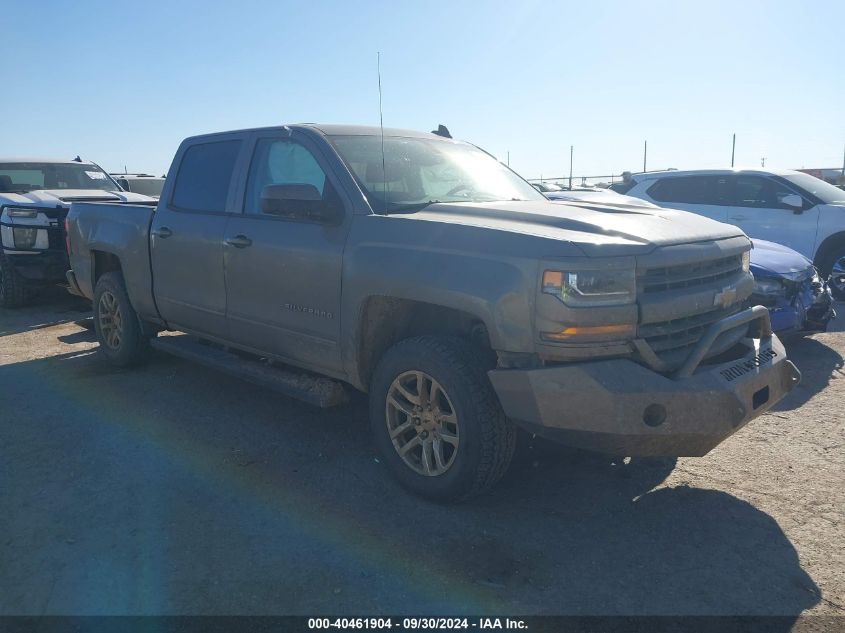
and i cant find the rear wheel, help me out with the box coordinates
[0,253,30,308]
[369,336,516,501]
[93,272,151,366]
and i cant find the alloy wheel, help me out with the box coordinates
[98,291,123,350]
[385,370,460,477]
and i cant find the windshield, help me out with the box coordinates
[0,162,120,193]
[329,135,545,213]
[782,172,845,204]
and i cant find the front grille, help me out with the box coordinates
[635,250,751,371]
[640,254,743,293]
[639,305,743,353]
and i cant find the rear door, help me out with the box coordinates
[644,175,731,222]
[222,132,350,374]
[724,175,820,258]
[150,137,244,337]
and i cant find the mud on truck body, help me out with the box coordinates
[65,125,800,500]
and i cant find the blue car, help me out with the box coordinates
[749,239,835,334]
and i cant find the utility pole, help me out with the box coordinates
[507,151,510,167]
[643,140,648,173]
[731,133,736,168]
[569,145,574,189]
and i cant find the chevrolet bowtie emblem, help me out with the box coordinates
[714,286,738,309]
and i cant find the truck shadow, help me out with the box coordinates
[0,291,90,338]
[0,346,822,618]
[773,335,844,411]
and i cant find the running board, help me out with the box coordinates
[150,335,349,408]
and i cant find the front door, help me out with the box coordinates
[151,138,242,338]
[725,175,820,258]
[223,134,349,374]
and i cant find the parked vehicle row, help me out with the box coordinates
[64,124,800,501]
[0,159,154,307]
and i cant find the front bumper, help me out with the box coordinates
[489,306,800,457]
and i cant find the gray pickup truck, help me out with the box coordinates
[65,124,800,500]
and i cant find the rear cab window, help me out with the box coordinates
[171,140,241,212]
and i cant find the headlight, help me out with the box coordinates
[542,268,636,307]
[752,278,784,296]
[13,227,38,249]
[7,207,38,218]
[741,250,750,273]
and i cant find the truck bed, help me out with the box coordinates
[65,201,157,315]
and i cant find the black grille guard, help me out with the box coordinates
[632,305,773,379]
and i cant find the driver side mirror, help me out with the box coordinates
[780,193,805,214]
[260,184,343,225]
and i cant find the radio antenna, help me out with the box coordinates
[377,52,387,210]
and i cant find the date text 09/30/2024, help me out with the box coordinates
[307,618,527,630]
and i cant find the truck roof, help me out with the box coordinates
[183,124,448,143]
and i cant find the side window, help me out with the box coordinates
[647,176,730,205]
[171,140,241,212]
[244,139,330,214]
[729,176,802,210]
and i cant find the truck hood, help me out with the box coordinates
[410,200,747,256]
[0,189,153,207]
[750,239,814,277]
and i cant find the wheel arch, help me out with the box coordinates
[91,249,124,288]
[814,231,845,273]
[351,296,495,392]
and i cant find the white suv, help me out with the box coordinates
[625,169,845,298]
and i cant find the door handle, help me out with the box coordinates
[225,234,253,248]
[152,227,172,238]
[730,215,747,221]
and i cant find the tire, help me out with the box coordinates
[93,271,151,367]
[818,242,845,301]
[0,253,31,308]
[369,335,516,501]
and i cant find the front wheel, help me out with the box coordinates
[93,272,151,366]
[369,336,516,501]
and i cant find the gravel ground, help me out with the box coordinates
[1,292,843,617]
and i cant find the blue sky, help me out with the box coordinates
[3,0,843,181]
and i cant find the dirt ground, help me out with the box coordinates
[1,292,843,617]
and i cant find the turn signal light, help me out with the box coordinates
[541,324,634,341]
